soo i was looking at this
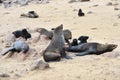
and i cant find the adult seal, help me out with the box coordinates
[66,42,117,56]
[43,24,72,62]
[35,27,72,44]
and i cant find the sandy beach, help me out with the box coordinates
[0,0,120,80]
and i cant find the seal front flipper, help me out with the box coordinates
[1,47,15,56]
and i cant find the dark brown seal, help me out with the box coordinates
[43,24,72,62]
[20,11,39,18]
[35,27,72,44]
[66,42,117,56]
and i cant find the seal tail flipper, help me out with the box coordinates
[1,47,15,56]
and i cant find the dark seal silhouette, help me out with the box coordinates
[0,0,3,3]
[12,29,31,40]
[21,11,39,18]
[35,28,72,44]
[70,39,78,46]
[78,9,85,16]
[1,40,29,56]
[43,24,72,62]
[78,36,89,44]
[66,42,117,56]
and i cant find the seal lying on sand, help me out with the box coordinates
[5,29,31,47]
[35,27,72,44]
[1,40,29,59]
[66,43,117,56]
[20,11,39,18]
[43,24,72,62]
[12,29,31,40]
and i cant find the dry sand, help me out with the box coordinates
[0,0,120,80]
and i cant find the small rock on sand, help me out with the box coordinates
[29,59,49,71]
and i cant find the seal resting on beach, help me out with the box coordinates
[66,43,117,56]
[1,40,30,60]
[5,28,31,47]
[20,11,39,18]
[12,29,31,40]
[35,27,72,44]
[43,24,72,62]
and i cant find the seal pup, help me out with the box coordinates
[12,29,31,40]
[70,39,78,46]
[78,9,85,16]
[66,42,117,56]
[20,11,39,18]
[1,40,30,60]
[43,24,72,62]
[78,36,89,44]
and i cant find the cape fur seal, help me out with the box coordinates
[66,42,117,56]
[78,9,85,16]
[2,40,29,56]
[35,27,72,44]
[70,39,78,46]
[70,36,89,46]
[12,29,31,40]
[43,24,72,62]
[20,11,39,18]
[78,36,89,44]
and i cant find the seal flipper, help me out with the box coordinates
[1,47,15,56]
[75,51,90,56]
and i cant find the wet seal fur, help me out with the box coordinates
[1,40,29,56]
[43,24,72,62]
[66,42,117,56]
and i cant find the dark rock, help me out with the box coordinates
[0,73,10,77]
[87,11,93,14]
[106,2,112,6]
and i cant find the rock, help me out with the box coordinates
[106,2,112,6]
[0,73,10,77]
[68,0,76,3]
[29,59,49,71]
[114,8,120,10]
[92,4,99,7]
[17,0,29,6]
[79,0,90,2]
[87,11,93,14]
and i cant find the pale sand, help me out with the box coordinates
[0,0,120,80]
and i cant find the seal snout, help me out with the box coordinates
[112,44,118,49]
